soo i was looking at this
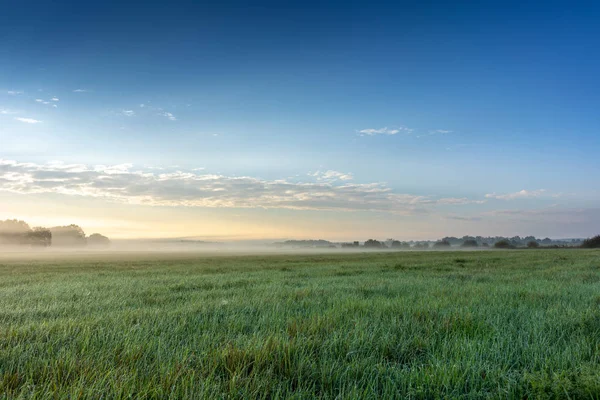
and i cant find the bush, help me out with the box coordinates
[581,235,600,248]
[461,239,478,248]
[494,239,513,249]
[527,241,540,248]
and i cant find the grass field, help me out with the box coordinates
[1,250,599,398]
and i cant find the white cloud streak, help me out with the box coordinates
[0,160,481,215]
[159,111,176,121]
[359,127,411,136]
[485,189,547,200]
[14,117,42,124]
[120,110,135,117]
[309,170,354,182]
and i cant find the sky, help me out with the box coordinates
[1,0,599,240]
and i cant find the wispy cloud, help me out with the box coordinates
[14,117,42,124]
[159,111,177,121]
[0,108,17,115]
[73,89,88,93]
[7,90,23,95]
[485,189,547,200]
[120,110,135,117]
[0,160,482,215]
[309,170,354,182]
[358,127,411,136]
[51,97,59,102]
[445,215,483,222]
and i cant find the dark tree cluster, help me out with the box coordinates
[581,235,600,248]
[364,239,386,249]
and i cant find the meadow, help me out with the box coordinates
[0,249,599,399]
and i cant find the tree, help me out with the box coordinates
[413,242,429,249]
[527,240,540,248]
[461,239,478,248]
[87,233,111,248]
[494,239,513,249]
[26,228,52,247]
[581,235,600,249]
[433,239,451,248]
[50,225,87,247]
[364,239,385,249]
[0,219,31,245]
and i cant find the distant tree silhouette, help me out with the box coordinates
[581,235,600,248]
[0,219,31,245]
[433,239,451,248]
[494,239,513,249]
[50,225,87,247]
[461,239,478,248]
[390,240,401,248]
[413,242,429,249]
[26,228,52,247]
[87,233,111,248]
[364,239,385,249]
[527,240,540,248]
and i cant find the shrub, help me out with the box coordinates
[461,239,478,248]
[581,235,600,248]
[527,241,540,248]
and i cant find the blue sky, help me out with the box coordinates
[1,0,599,239]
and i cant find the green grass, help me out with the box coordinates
[0,250,599,398]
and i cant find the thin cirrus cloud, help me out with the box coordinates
[358,127,411,136]
[0,159,483,215]
[35,98,58,107]
[7,90,23,95]
[119,110,136,117]
[14,117,42,124]
[73,89,88,92]
[485,189,548,200]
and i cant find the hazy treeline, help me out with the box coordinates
[276,235,589,250]
[0,219,110,248]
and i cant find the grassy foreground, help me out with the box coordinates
[0,250,599,399]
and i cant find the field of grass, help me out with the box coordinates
[0,249,599,398]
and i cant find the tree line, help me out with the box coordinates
[275,235,599,249]
[0,219,110,248]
